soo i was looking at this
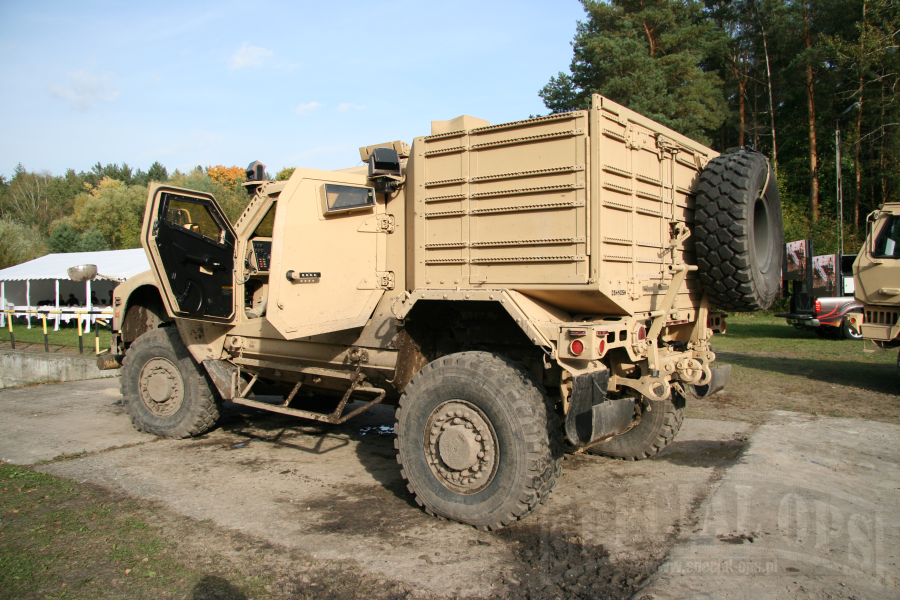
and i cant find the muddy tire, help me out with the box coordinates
[586,393,685,461]
[695,149,783,311]
[120,327,220,438]
[394,352,562,530]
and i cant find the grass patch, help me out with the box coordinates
[0,462,260,600]
[1,322,113,351]
[0,463,424,600]
[688,315,900,425]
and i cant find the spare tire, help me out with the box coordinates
[694,149,783,311]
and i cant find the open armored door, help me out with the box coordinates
[266,170,386,339]
[144,186,237,321]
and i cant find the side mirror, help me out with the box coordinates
[67,264,98,282]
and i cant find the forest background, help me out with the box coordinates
[1,0,897,272]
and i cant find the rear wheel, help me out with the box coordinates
[395,352,562,530]
[121,327,221,438]
[586,392,685,461]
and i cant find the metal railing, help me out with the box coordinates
[2,309,114,355]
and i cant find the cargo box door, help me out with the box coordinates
[145,187,237,321]
[266,173,384,339]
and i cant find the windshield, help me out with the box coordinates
[874,215,900,258]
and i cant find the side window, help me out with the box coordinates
[323,184,375,214]
[874,216,900,258]
[164,197,226,244]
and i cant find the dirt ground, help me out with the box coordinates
[1,369,898,599]
[1,378,751,599]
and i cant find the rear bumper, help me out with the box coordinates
[775,313,825,328]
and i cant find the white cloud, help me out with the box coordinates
[338,102,366,113]
[229,42,273,70]
[294,101,323,115]
[48,71,119,110]
[151,75,162,85]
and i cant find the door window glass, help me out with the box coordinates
[164,197,225,243]
[874,216,900,258]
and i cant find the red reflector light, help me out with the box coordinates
[850,317,856,324]
[570,340,584,355]
[597,340,606,356]
[815,299,821,313]
[637,326,646,341]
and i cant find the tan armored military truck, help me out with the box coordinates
[850,202,900,371]
[99,94,782,529]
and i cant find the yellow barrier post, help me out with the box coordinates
[94,316,100,355]
[6,311,13,350]
[42,313,48,353]
[77,313,83,355]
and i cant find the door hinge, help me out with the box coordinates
[357,214,395,234]
[378,215,395,233]
[378,272,395,289]
[357,271,395,290]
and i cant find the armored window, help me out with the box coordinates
[874,215,900,258]
[323,184,375,214]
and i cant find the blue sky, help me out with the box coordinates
[0,1,586,179]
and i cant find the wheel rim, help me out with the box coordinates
[138,358,185,417]
[423,400,498,494]
[752,195,773,273]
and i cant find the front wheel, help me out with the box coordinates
[395,352,562,530]
[120,327,221,438]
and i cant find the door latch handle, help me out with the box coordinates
[286,271,321,281]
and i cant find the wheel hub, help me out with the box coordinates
[139,358,184,417]
[425,401,497,494]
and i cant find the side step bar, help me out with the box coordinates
[203,358,387,425]
[230,388,386,425]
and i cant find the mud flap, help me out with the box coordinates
[565,370,635,447]
[689,364,732,398]
[203,359,237,400]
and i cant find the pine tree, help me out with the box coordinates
[539,0,728,144]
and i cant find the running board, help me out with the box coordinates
[231,385,386,425]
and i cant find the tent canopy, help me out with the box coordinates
[0,249,150,282]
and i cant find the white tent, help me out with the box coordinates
[0,248,150,331]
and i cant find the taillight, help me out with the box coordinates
[597,339,606,357]
[815,299,821,314]
[570,340,584,356]
[637,326,646,341]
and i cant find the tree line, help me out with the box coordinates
[541,0,899,254]
[0,162,291,269]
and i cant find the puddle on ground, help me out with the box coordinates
[358,426,394,436]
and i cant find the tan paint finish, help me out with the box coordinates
[142,184,237,322]
[853,202,900,342]
[406,95,715,319]
[110,270,157,331]
[265,169,387,339]
[128,94,726,399]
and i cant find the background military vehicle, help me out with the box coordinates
[850,202,900,370]
[99,94,783,529]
